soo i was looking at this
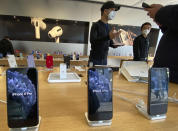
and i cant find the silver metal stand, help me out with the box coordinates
[114,93,167,120]
[9,116,41,131]
[114,88,178,104]
[85,112,112,127]
[168,93,178,104]
[136,103,166,120]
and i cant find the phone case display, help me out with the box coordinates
[27,55,35,67]
[46,56,53,68]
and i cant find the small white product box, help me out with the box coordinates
[7,55,17,67]
[60,63,67,79]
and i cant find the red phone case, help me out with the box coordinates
[46,56,53,68]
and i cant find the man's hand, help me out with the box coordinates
[112,44,120,48]
[144,4,163,19]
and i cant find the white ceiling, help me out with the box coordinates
[87,0,178,7]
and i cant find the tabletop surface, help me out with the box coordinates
[0,67,178,131]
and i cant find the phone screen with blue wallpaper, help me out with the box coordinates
[6,68,39,128]
[88,67,113,121]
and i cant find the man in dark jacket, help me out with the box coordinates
[89,1,121,66]
[133,22,152,61]
[0,36,14,57]
[145,4,178,83]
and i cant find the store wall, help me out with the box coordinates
[0,0,160,55]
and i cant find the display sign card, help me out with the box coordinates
[27,55,36,67]
[7,55,17,67]
[60,63,67,79]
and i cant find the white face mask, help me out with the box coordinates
[108,11,116,20]
[142,29,150,36]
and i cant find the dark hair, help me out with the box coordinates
[101,1,120,12]
[4,36,10,39]
[100,1,120,16]
[141,22,151,30]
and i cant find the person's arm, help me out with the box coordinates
[145,4,178,31]
[133,37,140,60]
[147,40,150,55]
[6,40,14,55]
[155,5,178,31]
[9,43,15,54]
[90,23,110,44]
[0,40,8,57]
[109,40,120,48]
[109,29,123,48]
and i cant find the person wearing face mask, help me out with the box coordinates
[133,22,152,61]
[89,1,121,66]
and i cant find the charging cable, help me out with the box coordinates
[113,88,147,96]
[0,99,7,104]
[113,88,178,104]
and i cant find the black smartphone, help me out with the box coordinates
[6,68,39,128]
[63,55,70,69]
[142,2,151,8]
[147,68,169,116]
[88,67,113,121]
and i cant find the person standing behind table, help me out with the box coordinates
[89,1,122,66]
[0,36,15,57]
[144,4,178,83]
[133,22,152,61]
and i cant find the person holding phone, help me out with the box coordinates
[144,4,178,83]
[133,22,152,61]
[89,1,122,66]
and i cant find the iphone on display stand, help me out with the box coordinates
[6,68,40,130]
[135,67,169,120]
[86,67,113,126]
[147,67,169,116]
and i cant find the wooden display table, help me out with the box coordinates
[0,56,134,67]
[0,67,177,131]
[0,58,88,67]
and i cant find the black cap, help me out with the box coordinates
[101,1,120,12]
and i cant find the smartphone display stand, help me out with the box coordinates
[168,93,178,104]
[136,101,166,120]
[9,116,41,131]
[48,72,81,83]
[85,112,112,126]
